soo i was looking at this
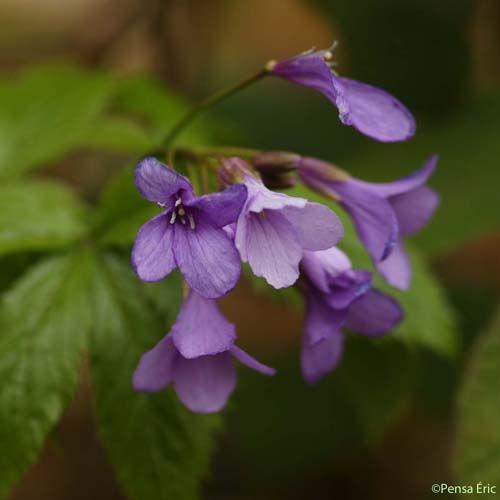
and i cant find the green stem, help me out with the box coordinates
[161,67,270,150]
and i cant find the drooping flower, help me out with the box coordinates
[269,46,415,142]
[132,157,247,298]
[300,247,402,383]
[133,290,275,413]
[299,155,439,289]
[223,158,344,289]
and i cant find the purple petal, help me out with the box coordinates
[135,157,192,204]
[355,155,438,198]
[301,247,352,294]
[131,212,176,282]
[336,77,416,142]
[230,345,276,376]
[187,184,248,228]
[281,202,344,251]
[304,290,347,345]
[325,269,372,309]
[172,352,236,414]
[235,210,303,289]
[245,175,307,213]
[333,180,398,262]
[375,240,411,290]
[173,218,241,299]
[346,289,403,336]
[390,186,440,237]
[133,335,177,392]
[301,331,344,384]
[271,52,346,112]
[172,291,236,359]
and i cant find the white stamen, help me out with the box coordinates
[175,198,182,207]
[169,211,177,224]
[157,202,167,208]
[188,213,196,230]
[180,217,186,224]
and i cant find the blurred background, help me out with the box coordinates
[1,0,499,499]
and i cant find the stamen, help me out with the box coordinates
[170,211,177,224]
[157,202,167,209]
[188,213,196,230]
[175,198,182,207]
[180,217,186,224]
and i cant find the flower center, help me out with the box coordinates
[169,198,196,230]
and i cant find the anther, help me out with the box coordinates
[169,211,177,224]
[175,198,182,207]
[188,213,196,230]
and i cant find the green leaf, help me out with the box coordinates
[93,165,159,247]
[0,251,94,499]
[89,254,219,500]
[110,76,209,149]
[337,220,460,357]
[455,306,500,484]
[0,179,88,256]
[0,65,114,178]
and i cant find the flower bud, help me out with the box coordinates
[251,151,301,174]
[261,171,298,190]
[218,157,257,187]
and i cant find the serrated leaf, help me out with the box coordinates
[455,306,500,484]
[89,254,219,500]
[0,251,94,498]
[0,65,114,178]
[0,179,88,256]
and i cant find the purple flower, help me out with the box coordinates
[133,291,275,413]
[269,47,415,142]
[299,155,439,289]
[300,247,402,383]
[132,157,247,298]
[226,159,344,289]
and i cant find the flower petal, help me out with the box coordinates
[172,291,236,359]
[271,52,346,109]
[346,290,403,336]
[354,155,438,198]
[245,175,307,213]
[301,331,344,384]
[173,352,236,413]
[336,77,416,142]
[230,345,276,376]
[131,212,176,282]
[390,186,440,237]
[375,240,411,290]
[135,157,192,204]
[235,210,303,289]
[333,180,398,262]
[173,218,241,298]
[187,184,248,228]
[133,335,177,392]
[304,290,347,345]
[281,202,344,251]
[301,247,352,294]
[325,269,372,309]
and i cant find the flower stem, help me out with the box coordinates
[161,67,270,151]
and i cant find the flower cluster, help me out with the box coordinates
[131,46,439,413]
